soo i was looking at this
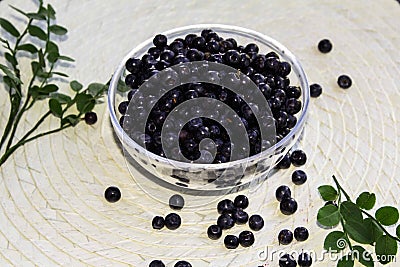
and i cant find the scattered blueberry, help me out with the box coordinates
[317,39,333,53]
[207,225,222,240]
[217,199,235,214]
[84,112,97,125]
[294,227,309,241]
[233,195,249,209]
[174,261,192,267]
[165,213,181,230]
[276,185,292,202]
[232,208,249,224]
[280,197,298,215]
[309,83,322,98]
[290,149,307,167]
[337,74,352,89]
[278,229,294,245]
[104,186,121,203]
[152,216,165,230]
[277,153,291,169]
[239,230,255,247]
[217,213,235,230]
[169,194,185,210]
[298,252,312,267]
[248,214,264,231]
[279,254,297,267]
[224,235,239,249]
[149,260,165,267]
[291,170,307,185]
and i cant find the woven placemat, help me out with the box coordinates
[0,0,399,266]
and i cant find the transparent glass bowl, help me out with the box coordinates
[108,24,309,191]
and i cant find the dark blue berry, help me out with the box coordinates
[232,208,249,224]
[152,216,165,230]
[184,33,197,47]
[195,126,210,140]
[298,253,312,267]
[290,149,307,167]
[224,50,241,66]
[206,40,220,53]
[148,47,162,59]
[224,235,239,249]
[292,170,307,185]
[225,38,237,48]
[234,195,249,209]
[149,260,165,267]
[209,125,221,137]
[244,43,259,53]
[279,61,291,76]
[155,60,170,71]
[118,101,129,114]
[259,82,272,98]
[160,50,175,62]
[318,39,332,53]
[279,254,297,267]
[286,98,301,115]
[275,111,288,129]
[294,227,309,241]
[219,40,234,53]
[280,197,298,215]
[208,54,223,63]
[239,230,255,247]
[251,73,265,85]
[84,112,97,125]
[276,185,291,202]
[205,32,220,42]
[278,229,293,245]
[274,75,286,89]
[186,48,204,61]
[266,51,279,58]
[217,213,235,230]
[201,29,213,38]
[169,194,185,210]
[153,34,167,48]
[265,57,280,73]
[104,186,121,203]
[192,36,206,51]
[165,213,181,230]
[286,86,302,99]
[277,153,291,169]
[169,40,184,54]
[125,58,142,74]
[248,214,264,231]
[310,83,322,97]
[173,55,189,65]
[337,74,352,89]
[124,73,136,88]
[239,53,251,68]
[174,261,192,267]
[217,199,235,214]
[207,225,222,240]
[287,114,297,128]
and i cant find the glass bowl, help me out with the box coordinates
[108,24,309,191]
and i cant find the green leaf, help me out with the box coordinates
[396,225,400,239]
[0,18,20,37]
[324,231,347,252]
[37,71,52,79]
[31,61,42,74]
[46,41,59,54]
[17,43,38,53]
[88,83,106,97]
[70,80,83,91]
[50,93,72,104]
[58,55,75,62]
[47,52,59,63]
[0,63,22,85]
[49,25,67,35]
[337,254,354,267]
[356,192,376,210]
[375,235,397,264]
[38,6,48,19]
[340,201,363,222]
[47,4,56,20]
[10,5,28,18]
[40,84,58,94]
[28,25,47,41]
[76,93,95,113]
[49,99,62,117]
[363,218,383,243]
[61,114,80,127]
[318,185,338,201]
[5,52,17,67]
[38,49,46,68]
[26,13,46,20]
[51,71,69,78]
[375,206,399,226]
[344,219,373,244]
[352,245,374,267]
[317,205,340,227]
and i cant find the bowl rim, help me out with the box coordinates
[108,23,309,169]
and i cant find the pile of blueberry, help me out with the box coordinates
[206,195,264,249]
[152,194,184,230]
[118,29,304,163]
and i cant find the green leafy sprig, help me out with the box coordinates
[317,175,400,266]
[0,1,108,166]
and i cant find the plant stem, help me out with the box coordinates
[332,175,351,201]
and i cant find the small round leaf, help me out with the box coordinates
[28,25,47,41]
[375,206,399,226]
[356,192,376,210]
[318,185,338,201]
[317,204,340,227]
[324,231,347,252]
[49,25,68,35]
[49,99,62,118]
[70,80,83,91]
[375,235,398,265]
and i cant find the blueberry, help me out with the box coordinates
[287,114,297,128]
[234,195,249,209]
[251,73,265,85]
[239,53,251,68]
[169,40,185,54]
[244,43,259,53]
[160,50,175,62]
[279,254,297,267]
[279,61,291,77]
[266,51,279,58]
[294,227,309,241]
[155,60,170,71]
[208,54,223,63]
[286,86,301,99]
[173,55,190,65]
[317,39,332,53]
[184,33,197,47]
[219,40,234,53]
[206,40,220,53]
[192,36,206,51]
[217,199,235,214]
[201,29,213,39]
[252,54,266,72]
[265,57,280,73]
[125,58,142,74]
[224,50,241,66]
[205,32,220,42]
[148,47,162,59]
[169,194,185,210]
[217,213,235,230]
[118,101,129,114]
[292,170,307,185]
[196,126,210,140]
[84,112,97,125]
[275,111,288,129]
[225,38,237,48]
[125,73,136,88]
[285,98,301,115]
[210,125,221,137]
[149,260,165,267]
[337,75,352,89]
[153,34,168,48]
[239,230,255,247]
[274,75,286,89]
[232,208,249,224]
[248,214,264,231]
[277,153,291,169]
[290,149,307,166]
[104,186,121,203]
[298,253,312,267]
[268,96,282,111]
[275,185,291,202]
[152,216,165,230]
[259,83,272,98]
[224,235,239,249]
[278,229,293,245]
[280,197,298,215]
[186,48,204,61]
[174,261,192,267]
[310,83,322,97]
[207,224,222,240]
[165,213,181,230]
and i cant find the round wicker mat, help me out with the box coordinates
[0,0,399,266]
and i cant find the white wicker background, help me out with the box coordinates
[0,0,399,266]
